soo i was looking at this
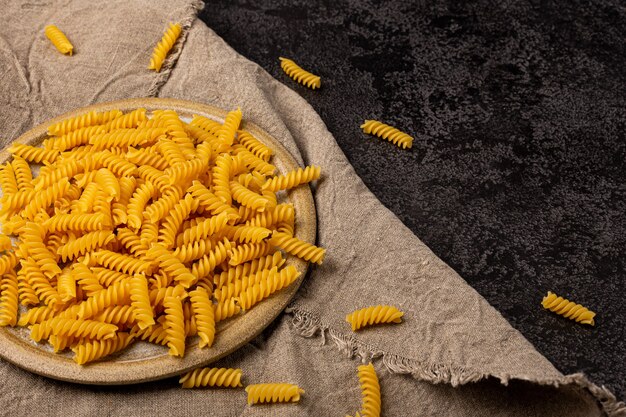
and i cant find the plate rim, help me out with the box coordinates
[0,97,316,385]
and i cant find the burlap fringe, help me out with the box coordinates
[146,0,205,97]
[286,306,626,417]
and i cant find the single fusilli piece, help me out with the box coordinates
[0,271,19,326]
[129,273,155,329]
[541,291,595,325]
[246,383,305,405]
[148,22,182,72]
[179,367,243,388]
[354,363,381,417]
[227,241,273,266]
[189,287,215,348]
[146,244,195,288]
[262,165,321,192]
[30,318,118,342]
[91,250,154,275]
[8,143,60,164]
[216,107,242,146]
[72,332,134,365]
[163,287,186,357]
[346,305,404,332]
[237,130,272,161]
[236,265,300,310]
[269,231,326,265]
[44,25,74,55]
[47,110,121,136]
[279,57,321,89]
[360,120,413,149]
[56,230,116,262]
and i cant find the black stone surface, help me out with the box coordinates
[199,0,626,399]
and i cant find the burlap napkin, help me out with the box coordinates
[0,1,623,416]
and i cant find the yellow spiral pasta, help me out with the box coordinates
[146,244,195,288]
[216,107,242,147]
[279,57,321,89]
[148,22,182,72]
[164,158,207,186]
[89,127,166,151]
[126,147,169,171]
[179,367,243,388]
[0,252,18,275]
[158,194,196,248]
[172,238,213,263]
[97,151,138,178]
[21,177,70,220]
[20,223,63,278]
[346,305,404,332]
[92,267,130,288]
[360,120,413,149]
[246,383,305,405]
[0,163,18,196]
[354,363,381,417]
[17,269,40,306]
[104,108,147,131]
[76,279,131,319]
[188,181,239,222]
[262,165,321,193]
[0,106,327,366]
[189,287,215,348]
[214,290,243,315]
[48,110,121,137]
[57,268,77,302]
[214,266,279,302]
[127,181,157,229]
[72,332,133,365]
[116,228,146,256]
[130,323,168,346]
[44,212,106,233]
[214,252,285,288]
[190,238,233,280]
[30,318,118,342]
[17,305,56,326]
[91,250,153,275]
[57,231,116,262]
[190,114,222,137]
[230,181,270,212]
[72,263,103,297]
[44,126,105,152]
[93,305,135,328]
[11,156,33,190]
[111,176,138,225]
[44,25,74,55]
[129,273,154,329]
[269,231,326,265]
[175,211,229,246]
[163,288,186,357]
[0,271,19,326]
[236,265,300,310]
[20,257,60,306]
[246,203,295,230]
[228,241,273,266]
[235,147,276,176]
[541,291,595,325]
[238,130,272,161]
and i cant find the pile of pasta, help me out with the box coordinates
[0,106,325,365]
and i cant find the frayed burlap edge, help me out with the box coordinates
[286,306,626,417]
[146,0,205,97]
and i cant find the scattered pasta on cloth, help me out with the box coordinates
[44,25,74,56]
[0,106,325,364]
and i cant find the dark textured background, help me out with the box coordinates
[199,0,626,399]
